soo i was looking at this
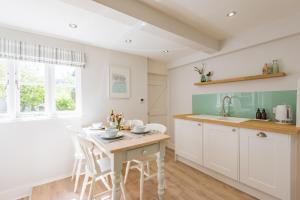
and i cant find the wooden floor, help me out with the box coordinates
[31,150,257,200]
[17,197,29,200]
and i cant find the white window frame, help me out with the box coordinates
[0,59,11,118]
[0,58,82,120]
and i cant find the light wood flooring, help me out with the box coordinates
[17,197,29,200]
[31,149,257,200]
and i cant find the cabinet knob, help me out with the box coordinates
[198,123,202,126]
[257,132,267,138]
[232,128,236,132]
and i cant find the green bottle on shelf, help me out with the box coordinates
[272,59,279,73]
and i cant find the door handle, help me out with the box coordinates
[257,132,267,138]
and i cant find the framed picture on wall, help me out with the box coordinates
[109,66,130,98]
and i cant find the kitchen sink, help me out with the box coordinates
[187,115,250,123]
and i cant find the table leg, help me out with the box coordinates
[156,142,166,200]
[111,153,123,200]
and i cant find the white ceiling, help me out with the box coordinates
[0,0,299,63]
[140,0,300,40]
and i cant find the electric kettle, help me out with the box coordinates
[273,105,293,124]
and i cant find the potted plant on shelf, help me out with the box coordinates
[194,66,206,82]
[206,71,213,82]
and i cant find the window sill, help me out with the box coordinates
[0,113,82,123]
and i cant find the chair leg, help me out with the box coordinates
[139,163,144,200]
[71,159,78,181]
[120,175,127,200]
[74,158,83,192]
[80,174,89,200]
[88,176,95,200]
[124,161,131,184]
[146,161,151,177]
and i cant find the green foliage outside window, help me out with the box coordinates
[20,85,45,112]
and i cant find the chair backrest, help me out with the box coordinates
[130,119,144,127]
[146,123,167,134]
[77,135,101,176]
[66,125,84,155]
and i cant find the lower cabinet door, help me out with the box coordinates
[203,123,239,180]
[175,119,203,165]
[240,128,291,200]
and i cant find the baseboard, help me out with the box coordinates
[0,172,72,200]
[167,142,174,150]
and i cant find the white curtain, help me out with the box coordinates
[0,38,85,67]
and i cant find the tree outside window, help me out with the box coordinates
[19,62,45,113]
[55,66,77,111]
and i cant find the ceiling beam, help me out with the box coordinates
[94,0,220,53]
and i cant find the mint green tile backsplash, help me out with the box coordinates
[192,90,297,123]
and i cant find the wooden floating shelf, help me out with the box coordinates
[194,72,286,86]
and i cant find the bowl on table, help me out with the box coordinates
[105,128,119,138]
[132,125,146,133]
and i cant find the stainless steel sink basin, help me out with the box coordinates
[187,115,249,123]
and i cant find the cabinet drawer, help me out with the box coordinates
[126,143,159,160]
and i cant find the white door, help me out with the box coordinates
[175,119,203,165]
[203,123,239,180]
[240,128,291,200]
[148,74,167,127]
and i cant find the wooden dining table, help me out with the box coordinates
[83,128,170,200]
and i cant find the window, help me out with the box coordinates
[0,59,81,119]
[55,66,78,112]
[18,62,46,114]
[0,59,8,114]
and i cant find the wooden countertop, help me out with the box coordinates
[174,114,300,135]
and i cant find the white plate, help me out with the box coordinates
[88,126,105,130]
[100,133,124,140]
[131,130,150,134]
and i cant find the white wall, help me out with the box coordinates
[148,59,168,75]
[0,27,148,199]
[168,34,300,145]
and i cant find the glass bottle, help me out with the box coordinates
[272,60,279,73]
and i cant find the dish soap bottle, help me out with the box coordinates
[261,109,267,120]
[256,108,262,119]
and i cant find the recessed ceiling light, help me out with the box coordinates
[162,50,169,53]
[226,11,237,17]
[69,23,78,29]
[125,39,132,43]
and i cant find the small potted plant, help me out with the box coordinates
[206,71,213,82]
[194,63,206,82]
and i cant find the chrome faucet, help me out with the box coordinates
[221,96,232,117]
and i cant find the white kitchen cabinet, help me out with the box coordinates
[203,123,239,180]
[175,119,203,165]
[240,128,291,200]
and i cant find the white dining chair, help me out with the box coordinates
[77,135,127,200]
[66,125,86,193]
[66,125,104,193]
[124,123,167,200]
